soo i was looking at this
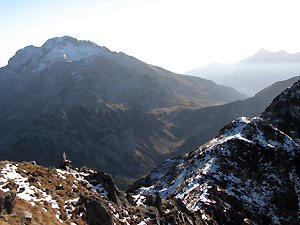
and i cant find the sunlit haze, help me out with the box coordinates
[1,0,300,73]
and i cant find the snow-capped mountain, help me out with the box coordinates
[7,36,102,72]
[241,48,300,64]
[0,36,245,146]
[130,79,300,224]
[0,36,247,188]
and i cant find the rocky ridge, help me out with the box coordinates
[130,79,300,224]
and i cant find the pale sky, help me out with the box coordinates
[1,0,300,73]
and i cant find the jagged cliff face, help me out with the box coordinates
[2,106,178,188]
[5,106,137,173]
[130,80,300,224]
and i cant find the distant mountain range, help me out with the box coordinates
[186,49,300,96]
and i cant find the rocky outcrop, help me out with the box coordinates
[80,194,114,225]
[20,211,33,225]
[86,169,129,207]
[58,152,72,170]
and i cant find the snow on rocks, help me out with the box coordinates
[132,194,147,207]
[0,162,110,224]
[0,163,59,209]
[133,115,300,224]
[7,36,107,73]
[91,183,108,195]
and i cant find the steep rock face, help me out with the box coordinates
[262,79,300,143]
[131,81,300,224]
[1,106,178,188]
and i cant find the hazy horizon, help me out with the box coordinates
[1,0,300,73]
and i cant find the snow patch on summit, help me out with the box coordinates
[8,36,104,72]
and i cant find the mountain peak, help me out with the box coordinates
[42,36,78,48]
[256,48,270,54]
[7,36,104,72]
[240,48,300,64]
[42,35,97,50]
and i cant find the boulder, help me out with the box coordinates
[80,193,113,225]
[58,152,72,169]
[0,190,16,214]
[20,211,32,224]
[88,170,129,207]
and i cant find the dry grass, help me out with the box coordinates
[0,161,160,225]
[0,161,91,225]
